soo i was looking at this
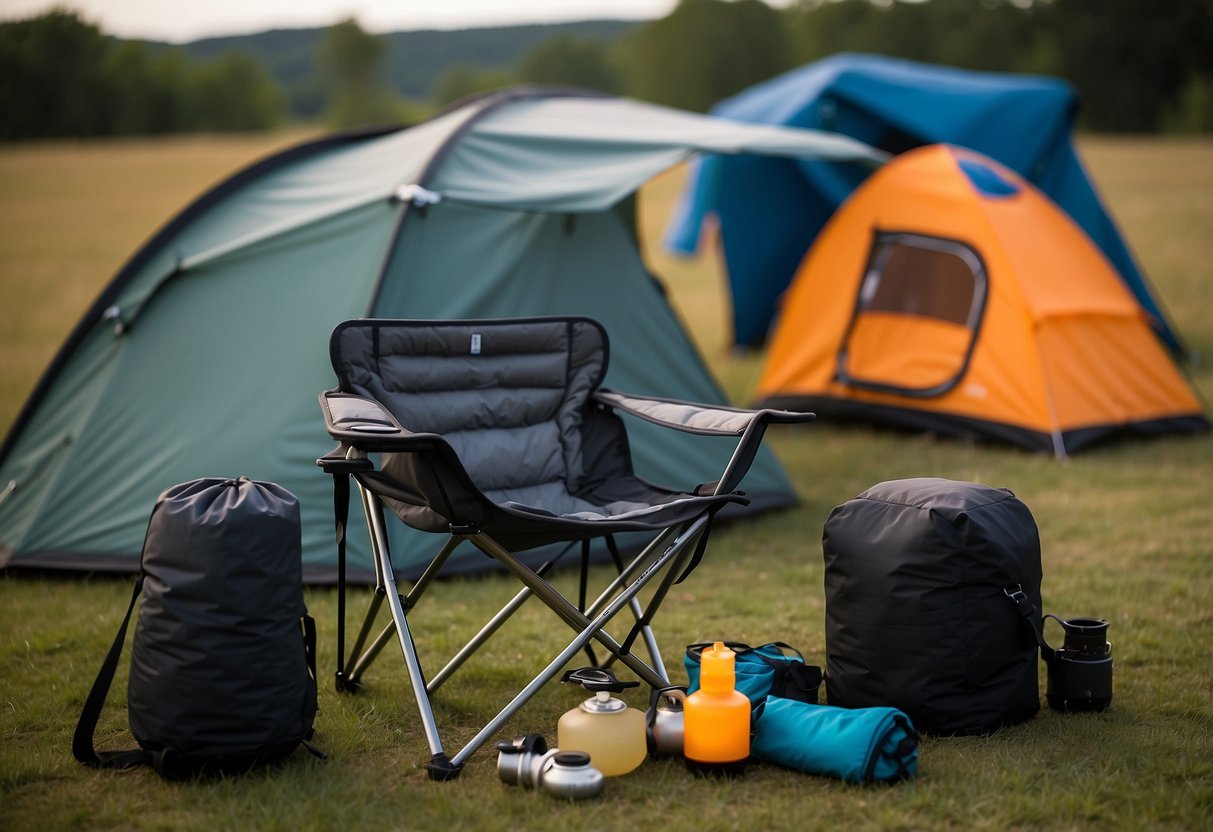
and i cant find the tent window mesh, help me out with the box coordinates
[838,232,987,398]
[860,240,977,325]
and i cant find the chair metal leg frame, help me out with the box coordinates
[606,535,667,675]
[341,501,683,691]
[350,530,680,694]
[425,573,543,693]
[595,534,692,677]
[593,576,666,679]
[339,532,671,693]
[425,541,583,695]
[573,526,700,679]
[626,606,665,680]
[342,593,386,687]
[335,485,389,691]
[354,478,459,777]
[467,531,676,690]
[449,514,711,770]
[344,538,462,687]
[341,486,463,689]
[512,521,708,686]
[344,544,572,694]
[347,478,710,778]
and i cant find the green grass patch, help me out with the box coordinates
[1,134,1211,830]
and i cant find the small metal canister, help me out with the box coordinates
[496,734,604,799]
[646,686,687,757]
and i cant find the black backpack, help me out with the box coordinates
[73,477,320,779]
[822,478,1042,735]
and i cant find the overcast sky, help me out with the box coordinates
[0,1,709,42]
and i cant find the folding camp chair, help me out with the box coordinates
[317,317,814,779]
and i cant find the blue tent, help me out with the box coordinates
[666,53,1185,357]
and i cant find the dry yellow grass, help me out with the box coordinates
[0,131,318,432]
[1076,136,1213,349]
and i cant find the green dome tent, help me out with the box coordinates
[0,87,884,582]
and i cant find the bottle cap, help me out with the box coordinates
[580,689,627,713]
[700,641,736,690]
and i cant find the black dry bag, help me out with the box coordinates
[822,478,1042,735]
[73,477,320,779]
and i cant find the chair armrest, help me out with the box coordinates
[318,391,444,452]
[593,390,815,436]
[594,389,814,496]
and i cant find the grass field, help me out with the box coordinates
[1,132,1211,831]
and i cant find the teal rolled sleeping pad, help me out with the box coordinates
[751,696,919,784]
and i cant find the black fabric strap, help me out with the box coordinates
[685,640,802,663]
[1004,583,1054,656]
[771,662,823,704]
[578,539,591,612]
[333,473,349,684]
[301,739,329,760]
[684,641,822,704]
[685,640,756,660]
[72,577,152,769]
[303,614,318,686]
[674,508,720,585]
[756,641,804,663]
[612,533,657,659]
[578,538,598,667]
[299,614,326,759]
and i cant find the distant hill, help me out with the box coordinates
[165,20,640,118]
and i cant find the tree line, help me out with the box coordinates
[2,0,1210,141]
[0,11,283,137]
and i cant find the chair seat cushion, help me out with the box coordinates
[361,465,744,549]
[494,484,651,521]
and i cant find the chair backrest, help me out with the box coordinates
[330,318,609,501]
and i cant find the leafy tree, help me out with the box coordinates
[1036,0,1213,131]
[149,49,195,133]
[103,41,159,134]
[1163,75,1213,134]
[787,0,1036,71]
[620,0,794,112]
[316,18,401,128]
[518,34,621,93]
[102,42,195,134]
[0,10,111,138]
[1,9,288,138]
[187,51,284,131]
[5,1,1211,138]
[784,0,1213,134]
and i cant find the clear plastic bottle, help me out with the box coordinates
[683,642,750,774]
[557,668,647,777]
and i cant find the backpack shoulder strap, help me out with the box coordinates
[1004,583,1055,657]
[72,577,153,770]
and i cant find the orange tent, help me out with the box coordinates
[756,144,1207,456]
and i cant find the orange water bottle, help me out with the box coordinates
[683,641,750,775]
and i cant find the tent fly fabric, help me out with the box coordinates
[665,53,1188,359]
[0,87,885,582]
[754,144,1208,457]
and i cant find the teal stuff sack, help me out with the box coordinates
[751,696,919,784]
[684,641,822,706]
